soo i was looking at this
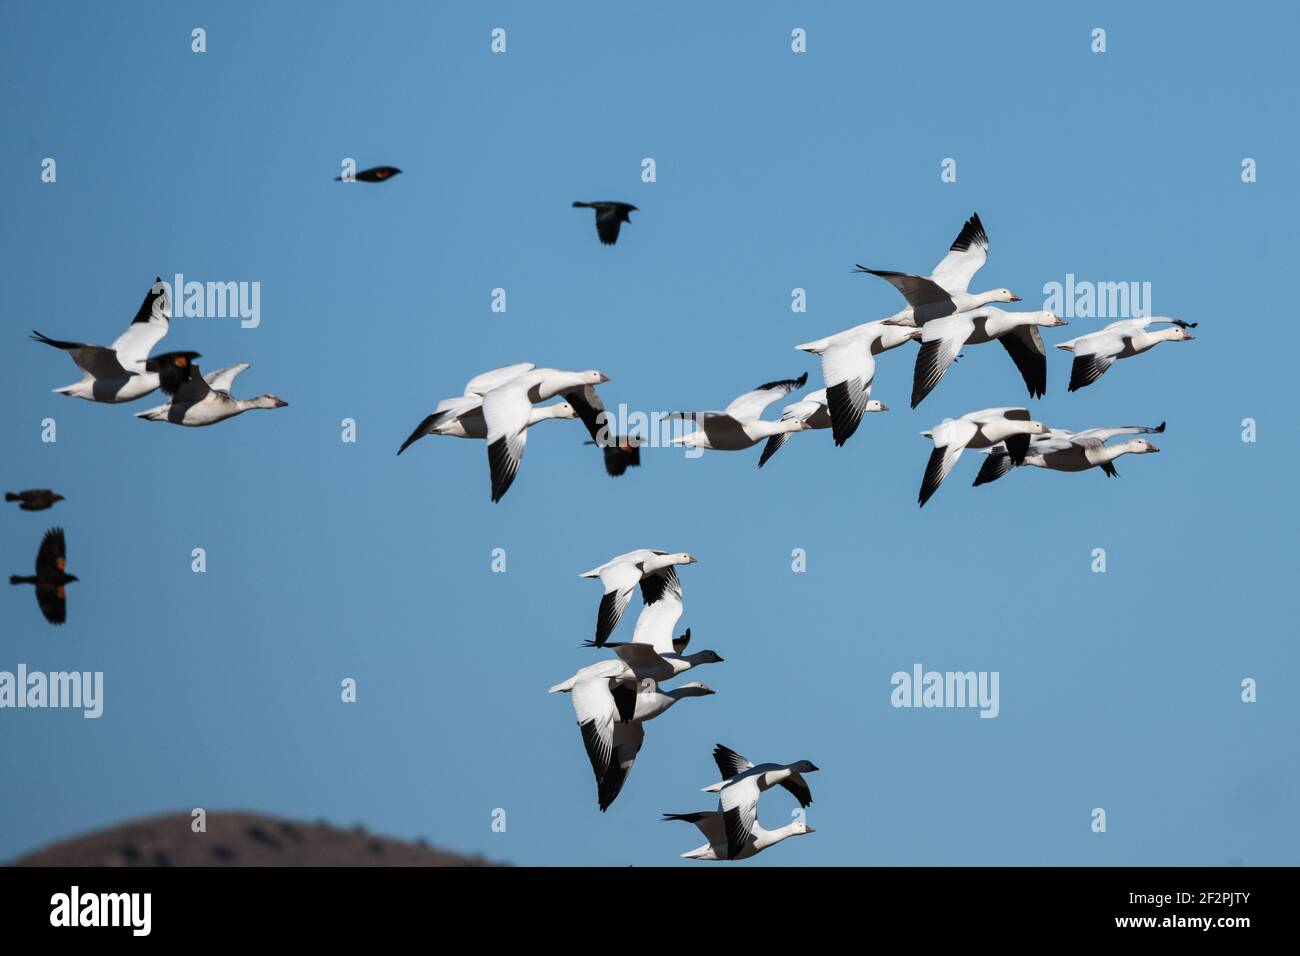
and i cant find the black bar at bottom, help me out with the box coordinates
[0,866,1280,940]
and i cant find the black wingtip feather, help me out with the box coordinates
[825,380,864,446]
[972,453,1014,487]
[487,436,519,503]
[918,445,946,508]
[949,212,988,253]
[1004,433,1031,467]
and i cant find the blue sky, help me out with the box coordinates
[1,1,1295,866]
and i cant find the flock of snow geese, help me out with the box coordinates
[527,211,1192,861]
[397,211,1194,509]
[13,196,1195,861]
[29,277,288,426]
[549,549,819,860]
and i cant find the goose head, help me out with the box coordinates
[1168,326,1195,342]
[250,394,288,409]
[790,821,815,836]
[674,682,716,697]
[668,552,698,566]
[548,400,578,419]
[865,399,889,413]
[790,759,820,774]
[1034,311,1068,327]
[1026,420,1049,435]
[1128,439,1160,454]
[992,289,1021,303]
[579,370,610,385]
[688,649,725,665]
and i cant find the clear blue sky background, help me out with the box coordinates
[2,1,1295,867]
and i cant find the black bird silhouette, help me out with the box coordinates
[336,166,402,183]
[565,384,642,477]
[5,490,64,511]
[10,528,77,625]
[144,351,203,396]
[573,201,637,245]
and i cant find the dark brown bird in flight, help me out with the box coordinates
[336,166,402,183]
[145,351,203,396]
[5,490,64,511]
[573,201,637,245]
[10,528,77,625]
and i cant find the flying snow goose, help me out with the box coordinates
[556,676,715,811]
[572,201,637,245]
[548,643,723,695]
[973,422,1165,485]
[757,388,889,468]
[917,407,1048,507]
[5,490,64,511]
[667,373,810,452]
[794,319,917,445]
[480,367,611,501]
[397,362,542,452]
[1056,317,1197,392]
[31,277,192,403]
[662,810,814,861]
[909,308,1068,408]
[855,213,1020,325]
[135,361,287,427]
[601,558,686,655]
[397,398,575,454]
[579,549,697,646]
[664,743,819,860]
[9,527,77,625]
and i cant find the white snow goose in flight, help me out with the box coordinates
[666,373,810,452]
[583,555,688,656]
[795,319,917,445]
[572,201,637,245]
[31,277,195,403]
[758,388,888,468]
[135,361,287,427]
[917,407,1048,507]
[909,307,1068,408]
[855,213,1020,326]
[664,743,818,861]
[1055,317,1197,392]
[554,677,715,812]
[548,643,723,695]
[973,422,1164,485]
[479,367,611,501]
[579,549,697,646]
[397,396,575,454]
[398,362,548,453]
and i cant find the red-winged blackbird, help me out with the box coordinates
[336,166,402,183]
[573,201,637,245]
[9,528,77,625]
[5,490,64,511]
